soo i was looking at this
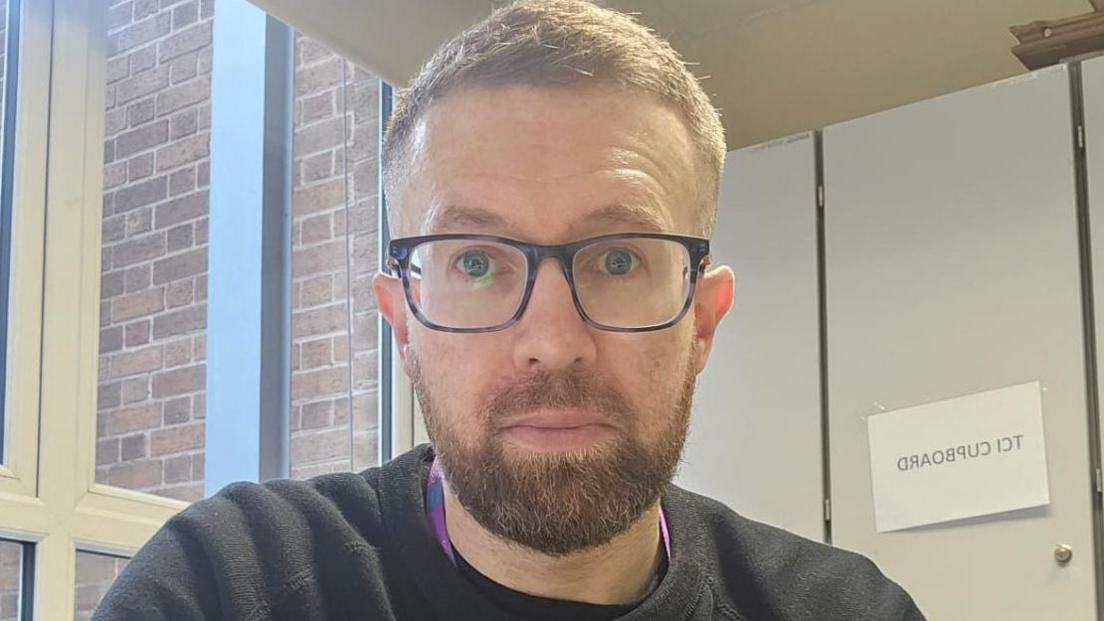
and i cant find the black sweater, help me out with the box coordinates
[93,445,924,620]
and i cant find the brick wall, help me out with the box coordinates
[289,34,381,479]
[0,542,19,621]
[94,4,383,496]
[74,552,130,621]
[96,0,214,503]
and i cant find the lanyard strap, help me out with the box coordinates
[425,459,671,565]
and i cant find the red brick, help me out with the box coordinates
[107,345,163,380]
[150,422,204,456]
[106,459,161,489]
[171,1,198,30]
[126,153,155,182]
[152,304,205,339]
[105,107,128,136]
[169,108,198,139]
[96,438,120,466]
[101,269,125,299]
[121,377,150,404]
[121,433,148,460]
[109,13,171,55]
[112,173,167,213]
[301,338,332,369]
[127,98,155,126]
[164,337,193,367]
[294,116,345,157]
[152,248,206,285]
[295,57,343,97]
[301,400,333,429]
[300,274,333,308]
[124,265,152,292]
[163,454,192,483]
[100,326,124,353]
[291,428,349,465]
[163,396,191,424]
[292,303,347,338]
[133,0,159,21]
[153,191,206,228]
[152,363,204,398]
[125,205,153,235]
[116,64,170,105]
[157,483,203,502]
[170,52,198,84]
[112,288,165,322]
[169,167,196,196]
[301,151,334,183]
[166,278,194,307]
[98,381,122,411]
[105,402,161,435]
[129,44,158,76]
[124,319,151,347]
[166,223,194,252]
[291,366,348,400]
[156,76,209,116]
[157,20,211,62]
[155,133,208,172]
[103,214,127,244]
[292,239,345,277]
[297,38,333,65]
[300,91,334,125]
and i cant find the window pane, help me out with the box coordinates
[0,0,15,465]
[289,33,381,479]
[75,551,129,621]
[0,541,22,621]
[95,0,213,501]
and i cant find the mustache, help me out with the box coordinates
[484,368,634,426]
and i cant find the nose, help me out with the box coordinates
[511,259,598,374]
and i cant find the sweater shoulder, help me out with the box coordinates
[669,487,923,620]
[94,467,393,620]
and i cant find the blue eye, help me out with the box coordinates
[603,249,636,275]
[458,250,492,278]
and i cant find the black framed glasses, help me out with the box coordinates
[387,232,711,333]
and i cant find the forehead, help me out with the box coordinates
[396,85,699,240]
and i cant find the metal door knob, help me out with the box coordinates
[1054,544,1073,564]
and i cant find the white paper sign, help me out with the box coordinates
[866,381,1050,533]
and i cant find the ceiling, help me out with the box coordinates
[250,0,1095,149]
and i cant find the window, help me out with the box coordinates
[289,32,382,479]
[0,541,25,621]
[95,0,213,503]
[74,552,129,621]
[0,0,392,614]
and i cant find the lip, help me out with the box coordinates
[500,408,613,431]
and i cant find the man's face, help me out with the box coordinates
[375,85,734,554]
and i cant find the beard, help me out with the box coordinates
[410,349,696,556]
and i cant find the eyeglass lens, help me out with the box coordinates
[406,238,692,330]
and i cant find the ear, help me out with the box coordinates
[373,271,412,365]
[690,264,735,374]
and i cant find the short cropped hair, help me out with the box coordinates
[382,0,726,236]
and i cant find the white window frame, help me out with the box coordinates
[0,1,188,617]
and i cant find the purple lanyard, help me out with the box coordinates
[425,459,671,565]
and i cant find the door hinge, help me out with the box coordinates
[817,185,825,208]
[1077,124,1085,151]
[824,498,832,522]
[1096,467,1102,494]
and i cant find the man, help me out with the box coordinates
[95,1,923,619]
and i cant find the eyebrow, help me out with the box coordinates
[426,203,670,237]
[425,205,519,235]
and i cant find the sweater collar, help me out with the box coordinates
[378,444,709,620]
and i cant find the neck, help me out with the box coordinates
[442,486,663,605]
